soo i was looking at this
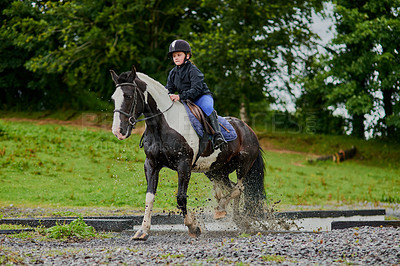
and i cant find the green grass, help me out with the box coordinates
[0,110,83,121]
[0,224,32,230]
[257,130,400,169]
[263,151,399,205]
[0,120,212,212]
[261,254,286,263]
[0,119,399,215]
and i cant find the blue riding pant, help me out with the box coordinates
[194,94,214,116]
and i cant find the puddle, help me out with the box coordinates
[289,214,385,231]
[134,211,386,234]
[1,209,386,234]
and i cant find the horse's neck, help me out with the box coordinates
[136,73,172,111]
[136,72,199,159]
[136,73,196,140]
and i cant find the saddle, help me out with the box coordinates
[181,100,238,167]
[184,100,230,135]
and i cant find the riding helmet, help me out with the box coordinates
[168,39,192,58]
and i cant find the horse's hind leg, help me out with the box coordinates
[231,151,262,221]
[212,177,235,219]
[216,179,244,220]
[206,170,243,220]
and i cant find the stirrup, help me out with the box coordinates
[213,133,227,150]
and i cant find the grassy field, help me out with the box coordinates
[0,118,399,215]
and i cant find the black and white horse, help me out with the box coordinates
[110,66,265,240]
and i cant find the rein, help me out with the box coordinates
[113,82,174,127]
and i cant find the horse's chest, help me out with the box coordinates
[143,135,192,165]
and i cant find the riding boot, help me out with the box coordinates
[208,111,227,150]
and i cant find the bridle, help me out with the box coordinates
[113,82,174,128]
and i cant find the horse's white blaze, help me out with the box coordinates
[111,87,128,140]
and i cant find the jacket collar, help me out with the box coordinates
[175,61,191,78]
[176,61,191,70]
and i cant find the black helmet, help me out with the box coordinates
[168,39,191,58]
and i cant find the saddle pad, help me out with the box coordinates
[182,102,237,142]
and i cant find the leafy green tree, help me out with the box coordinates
[2,0,334,123]
[190,0,324,119]
[24,0,196,106]
[295,54,346,135]
[299,0,400,139]
[0,0,68,110]
[363,0,400,139]
[1,0,202,110]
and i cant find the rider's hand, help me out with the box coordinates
[169,94,180,102]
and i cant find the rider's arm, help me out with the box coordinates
[165,68,177,94]
[180,65,205,101]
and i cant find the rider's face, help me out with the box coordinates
[172,52,188,66]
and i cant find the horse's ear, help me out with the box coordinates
[109,70,119,85]
[131,65,137,78]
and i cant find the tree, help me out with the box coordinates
[23,0,197,104]
[299,0,400,139]
[2,0,334,123]
[0,0,68,110]
[295,54,346,135]
[364,0,400,139]
[1,0,202,110]
[190,0,325,120]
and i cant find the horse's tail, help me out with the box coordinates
[243,147,266,217]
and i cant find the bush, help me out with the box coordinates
[42,217,96,240]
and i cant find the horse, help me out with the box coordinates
[110,65,265,240]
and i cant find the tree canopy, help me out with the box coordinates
[1,0,322,112]
[191,0,323,119]
[1,0,399,140]
[1,0,197,110]
[298,0,400,139]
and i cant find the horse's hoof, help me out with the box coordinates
[184,213,202,238]
[131,231,149,241]
[214,210,227,220]
[188,226,202,238]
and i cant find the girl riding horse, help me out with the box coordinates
[165,39,227,150]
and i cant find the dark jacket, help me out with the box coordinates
[165,61,211,101]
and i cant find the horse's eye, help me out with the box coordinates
[125,95,133,99]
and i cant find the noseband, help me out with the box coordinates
[113,82,174,127]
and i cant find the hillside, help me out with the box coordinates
[0,112,399,214]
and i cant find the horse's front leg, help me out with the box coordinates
[132,159,160,241]
[176,161,202,238]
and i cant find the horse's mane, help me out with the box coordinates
[116,71,156,96]
[136,72,173,106]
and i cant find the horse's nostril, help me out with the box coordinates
[120,127,129,136]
